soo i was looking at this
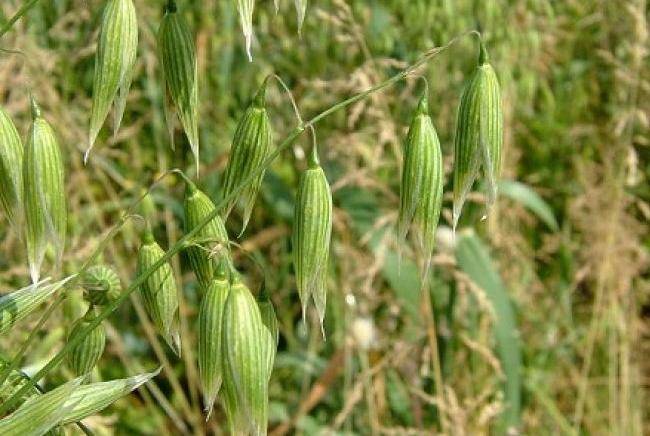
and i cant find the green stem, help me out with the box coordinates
[0,0,42,39]
[0,36,463,414]
[0,293,66,387]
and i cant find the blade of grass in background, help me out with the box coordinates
[498,180,559,231]
[456,232,522,432]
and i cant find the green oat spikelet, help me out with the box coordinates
[235,0,255,61]
[221,276,273,435]
[452,41,503,230]
[292,143,332,334]
[397,91,443,281]
[198,264,230,417]
[183,180,230,289]
[137,227,181,355]
[86,0,138,161]
[158,1,200,172]
[67,307,106,375]
[295,0,308,35]
[0,106,23,226]
[82,264,122,306]
[23,97,66,283]
[222,78,273,235]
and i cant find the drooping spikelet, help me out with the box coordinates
[222,78,273,235]
[82,264,122,306]
[23,97,67,283]
[86,0,138,160]
[452,41,503,230]
[221,276,274,435]
[158,1,200,172]
[234,0,255,61]
[198,264,230,416]
[292,144,332,334]
[67,307,106,375]
[397,91,443,280]
[183,180,230,289]
[136,227,181,355]
[0,106,23,226]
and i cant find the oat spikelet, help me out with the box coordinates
[87,0,138,161]
[158,1,200,173]
[136,227,181,355]
[23,97,66,283]
[292,144,332,335]
[452,41,503,230]
[222,78,273,235]
[221,277,273,435]
[198,265,230,417]
[183,180,230,289]
[67,307,106,375]
[397,91,443,281]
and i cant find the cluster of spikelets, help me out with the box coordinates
[0,0,504,433]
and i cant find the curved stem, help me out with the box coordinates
[0,35,467,414]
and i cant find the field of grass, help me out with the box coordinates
[0,0,648,434]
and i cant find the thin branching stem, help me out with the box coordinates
[0,33,475,414]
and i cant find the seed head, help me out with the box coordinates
[198,264,230,417]
[452,41,503,230]
[292,145,332,335]
[23,97,67,283]
[87,0,138,161]
[222,78,273,235]
[82,264,122,306]
[221,276,274,435]
[397,91,443,280]
[183,180,230,289]
[67,307,106,375]
[136,227,181,355]
[158,1,200,172]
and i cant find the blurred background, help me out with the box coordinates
[0,0,648,434]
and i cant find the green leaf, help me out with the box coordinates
[498,180,559,231]
[455,232,521,432]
